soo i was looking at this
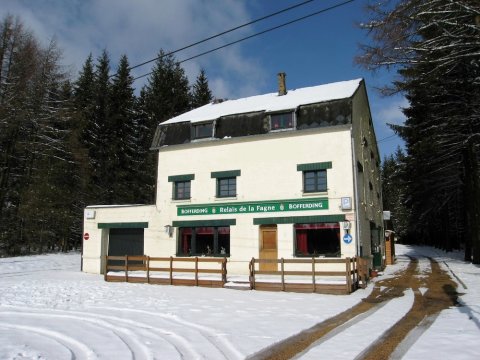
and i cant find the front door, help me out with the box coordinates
[259,225,278,271]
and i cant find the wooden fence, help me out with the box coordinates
[249,257,367,295]
[104,255,227,288]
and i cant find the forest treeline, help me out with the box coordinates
[360,0,480,263]
[0,15,212,255]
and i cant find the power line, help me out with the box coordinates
[126,0,318,74]
[133,0,356,81]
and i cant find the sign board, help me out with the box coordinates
[383,211,391,220]
[83,233,90,241]
[85,210,96,219]
[341,197,352,210]
[177,197,328,216]
[343,233,353,244]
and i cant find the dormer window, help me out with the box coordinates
[270,112,294,131]
[193,122,213,139]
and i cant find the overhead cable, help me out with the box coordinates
[126,0,318,73]
[133,0,356,81]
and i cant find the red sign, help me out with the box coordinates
[83,233,90,241]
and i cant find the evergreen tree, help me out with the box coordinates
[358,0,480,261]
[144,49,191,124]
[90,50,112,203]
[191,68,213,108]
[108,54,137,203]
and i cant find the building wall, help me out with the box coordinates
[82,82,385,275]
[155,126,357,274]
[82,205,159,273]
[351,83,384,267]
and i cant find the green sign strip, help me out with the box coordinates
[177,198,328,216]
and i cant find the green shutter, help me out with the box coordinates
[98,222,149,229]
[172,219,236,227]
[253,214,345,225]
[297,162,332,171]
[211,170,241,178]
[168,174,195,182]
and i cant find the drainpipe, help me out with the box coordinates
[351,133,361,258]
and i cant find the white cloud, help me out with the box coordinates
[0,0,266,97]
[376,96,409,126]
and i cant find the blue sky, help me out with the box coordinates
[1,0,406,158]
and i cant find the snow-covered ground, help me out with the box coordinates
[0,244,478,359]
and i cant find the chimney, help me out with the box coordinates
[277,72,287,96]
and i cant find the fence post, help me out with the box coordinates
[312,257,316,293]
[169,256,173,285]
[104,255,108,281]
[249,257,256,290]
[125,255,128,282]
[346,257,352,293]
[281,258,285,291]
[195,257,199,286]
[222,257,227,284]
[146,256,150,284]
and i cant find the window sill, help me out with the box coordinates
[302,191,328,197]
[171,198,192,203]
[215,196,237,201]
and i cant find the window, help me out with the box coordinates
[193,122,213,139]
[178,227,230,256]
[211,170,240,198]
[174,180,191,200]
[294,223,340,257]
[217,177,236,197]
[168,174,194,200]
[303,170,327,193]
[270,112,293,130]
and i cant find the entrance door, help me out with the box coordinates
[259,225,278,271]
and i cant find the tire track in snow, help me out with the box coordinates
[0,306,238,359]
[87,306,244,360]
[0,309,191,359]
[248,255,421,360]
[0,323,96,360]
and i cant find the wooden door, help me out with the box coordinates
[259,225,278,271]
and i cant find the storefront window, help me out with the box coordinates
[178,226,230,257]
[294,223,340,257]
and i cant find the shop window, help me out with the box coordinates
[303,170,327,193]
[193,122,213,139]
[294,223,340,257]
[270,112,293,131]
[173,180,191,200]
[178,227,230,257]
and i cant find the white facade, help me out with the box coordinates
[82,78,384,275]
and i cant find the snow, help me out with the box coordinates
[162,79,362,125]
[0,244,478,359]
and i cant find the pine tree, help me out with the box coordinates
[90,50,112,203]
[191,68,213,108]
[108,54,137,203]
[358,0,480,261]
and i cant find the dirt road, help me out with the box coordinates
[248,255,459,360]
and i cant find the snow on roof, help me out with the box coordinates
[162,78,363,125]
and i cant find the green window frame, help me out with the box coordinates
[217,177,236,198]
[303,170,327,193]
[174,180,191,200]
[168,174,194,200]
[211,170,240,198]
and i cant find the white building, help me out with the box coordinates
[82,76,384,276]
